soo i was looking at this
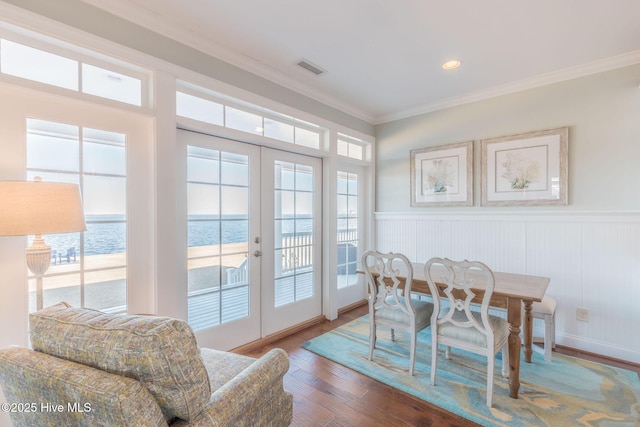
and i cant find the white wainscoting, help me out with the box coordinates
[375,211,640,364]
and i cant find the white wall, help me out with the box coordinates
[374,64,640,362]
[376,211,640,363]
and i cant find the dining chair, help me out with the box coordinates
[361,250,434,376]
[424,257,509,407]
[529,295,557,361]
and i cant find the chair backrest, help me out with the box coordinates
[361,250,416,318]
[0,346,168,427]
[424,257,496,339]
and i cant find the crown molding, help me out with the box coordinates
[374,49,640,124]
[78,0,377,124]
[25,2,640,126]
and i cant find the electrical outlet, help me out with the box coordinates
[576,307,589,322]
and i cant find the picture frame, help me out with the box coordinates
[481,127,568,206]
[410,141,473,207]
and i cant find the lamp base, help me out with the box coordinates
[26,235,52,277]
[26,235,52,311]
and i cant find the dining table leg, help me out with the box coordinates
[507,297,521,399]
[523,299,534,363]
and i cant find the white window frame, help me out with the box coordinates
[0,26,152,110]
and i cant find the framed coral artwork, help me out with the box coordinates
[481,127,568,206]
[410,141,473,207]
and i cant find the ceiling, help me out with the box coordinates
[80,0,640,124]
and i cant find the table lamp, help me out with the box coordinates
[0,178,86,310]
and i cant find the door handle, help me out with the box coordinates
[253,250,262,257]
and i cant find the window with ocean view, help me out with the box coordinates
[187,146,251,331]
[274,161,315,306]
[26,119,127,313]
[337,171,359,289]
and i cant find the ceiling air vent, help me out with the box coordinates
[296,59,326,76]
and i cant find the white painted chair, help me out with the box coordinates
[424,258,509,408]
[361,251,434,376]
[529,295,557,361]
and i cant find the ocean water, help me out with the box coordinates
[42,214,315,257]
[43,215,126,257]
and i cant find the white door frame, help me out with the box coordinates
[261,147,323,336]
[179,130,262,350]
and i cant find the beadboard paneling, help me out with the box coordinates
[375,211,640,363]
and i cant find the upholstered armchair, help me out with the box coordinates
[0,302,293,426]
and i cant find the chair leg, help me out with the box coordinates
[409,330,416,376]
[430,339,438,386]
[445,346,452,360]
[550,313,556,349]
[368,323,376,361]
[544,313,553,361]
[486,354,495,407]
[501,343,509,378]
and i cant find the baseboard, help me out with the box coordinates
[557,333,640,365]
[232,315,326,353]
[338,299,367,315]
[556,344,640,371]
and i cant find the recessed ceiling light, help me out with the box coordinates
[442,60,461,70]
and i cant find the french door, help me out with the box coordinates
[182,130,322,348]
[261,148,322,336]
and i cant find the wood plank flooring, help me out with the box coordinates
[238,304,640,427]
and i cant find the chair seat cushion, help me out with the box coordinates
[532,295,557,315]
[376,297,434,326]
[199,348,255,392]
[29,302,210,422]
[439,311,509,348]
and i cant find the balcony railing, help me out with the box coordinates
[29,229,359,331]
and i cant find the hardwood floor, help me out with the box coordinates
[238,304,640,427]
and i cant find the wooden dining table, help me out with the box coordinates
[359,262,550,399]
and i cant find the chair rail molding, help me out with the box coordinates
[374,210,640,364]
[374,210,640,223]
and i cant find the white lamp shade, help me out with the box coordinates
[0,181,86,236]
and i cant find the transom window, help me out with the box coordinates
[338,133,367,160]
[177,82,323,150]
[0,38,147,107]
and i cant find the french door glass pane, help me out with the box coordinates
[187,146,250,331]
[274,160,315,307]
[26,119,127,313]
[187,147,220,183]
[221,152,249,186]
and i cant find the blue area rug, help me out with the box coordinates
[301,315,640,426]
